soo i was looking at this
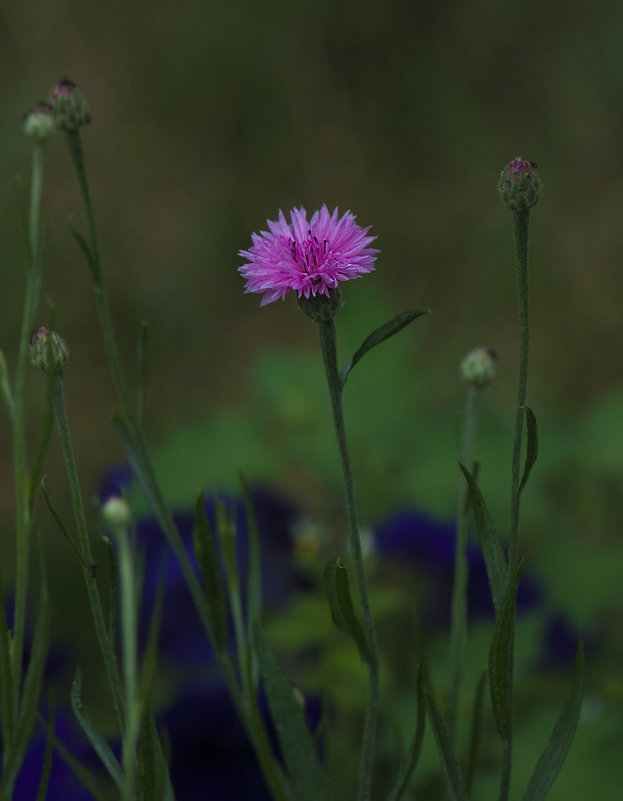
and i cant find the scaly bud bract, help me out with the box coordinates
[29,327,69,373]
[498,157,541,211]
[50,78,91,131]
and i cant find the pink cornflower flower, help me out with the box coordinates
[238,205,378,306]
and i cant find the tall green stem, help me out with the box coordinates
[318,318,379,801]
[448,385,479,740]
[12,142,45,704]
[509,210,530,572]
[499,209,530,801]
[50,372,126,733]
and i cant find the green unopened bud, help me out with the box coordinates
[22,101,55,141]
[298,287,343,322]
[460,347,497,389]
[102,496,132,530]
[498,157,541,211]
[50,78,91,131]
[29,327,69,373]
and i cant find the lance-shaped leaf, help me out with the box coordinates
[254,624,333,801]
[386,665,426,801]
[71,668,124,790]
[423,683,468,801]
[322,558,370,664]
[339,308,430,389]
[465,671,487,794]
[459,463,508,615]
[519,406,538,495]
[138,706,176,801]
[35,690,55,801]
[522,641,584,801]
[488,562,523,745]
[193,493,228,655]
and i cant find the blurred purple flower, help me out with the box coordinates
[373,510,542,623]
[238,205,378,306]
[14,710,106,801]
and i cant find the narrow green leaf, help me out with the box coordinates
[138,706,175,801]
[339,308,430,388]
[41,482,88,569]
[459,463,508,615]
[68,222,95,270]
[322,558,370,663]
[138,563,165,711]
[4,571,49,793]
[238,472,262,636]
[519,406,538,495]
[386,666,426,801]
[253,624,333,801]
[102,535,119,647]
[136,321,148,427]
[193,493,228,654]
[0,561,15,750]
[488,562,523,744]
[522,641,585,801]
[71,668,124,790]
[423,683,468,801]
[35,690,55,801]
[465,671,487,793]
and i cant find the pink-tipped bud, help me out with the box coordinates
[50,78,91,131]
[460,347,497,389]
[29,327,69,373]
[498,157,541,211]
[22,101,55,140]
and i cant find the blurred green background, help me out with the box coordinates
[1,0,622,797]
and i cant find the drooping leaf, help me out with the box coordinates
[193,493,228,654]
[339,308,430,388]
[253,624,333,801]
[459,463,508,615]
[322,558,370,663]
[519,406,539,495]
[386,665,426,801]
[71,668,124,790]
[522,641,585,801]
[488,562,523,745]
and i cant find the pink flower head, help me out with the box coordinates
[238,205,378,306]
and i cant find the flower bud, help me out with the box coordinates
[29,327,69,373]
[102,496,132,530]
[460,347,497,389]
[297,287,343,322]
[497,157,541,211]
[50,78,91,131]
[22,101,55,141]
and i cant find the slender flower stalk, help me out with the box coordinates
[46,362,126,733]
[448,347,496,740]
[103,499,139,801]
[509,210,530,571]
[496,157,540,800]
[11,137,47,706]
[317,316,380,801]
